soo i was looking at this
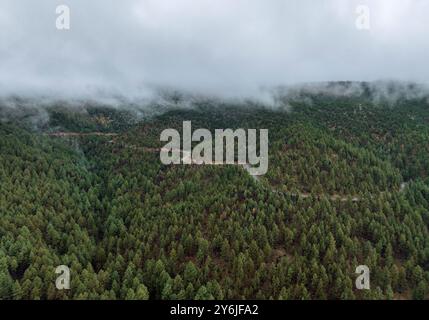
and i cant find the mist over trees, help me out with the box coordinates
[0,83,429,300]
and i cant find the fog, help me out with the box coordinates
[0,0,428,102]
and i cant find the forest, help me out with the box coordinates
[0,82,428,300]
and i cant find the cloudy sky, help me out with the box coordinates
[0,0,428,99]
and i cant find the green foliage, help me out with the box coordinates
[1,90,429,300]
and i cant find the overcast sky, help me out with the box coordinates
[0,0,428,99]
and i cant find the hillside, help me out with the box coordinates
[1,87,429,300]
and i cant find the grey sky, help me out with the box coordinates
[0,0,428,99]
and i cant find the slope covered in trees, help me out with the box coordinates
[1,85,429,299]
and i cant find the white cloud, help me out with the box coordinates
[0,0,427,100]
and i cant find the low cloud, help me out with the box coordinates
[0,0,428,101]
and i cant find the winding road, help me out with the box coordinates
[47,131,409,203]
